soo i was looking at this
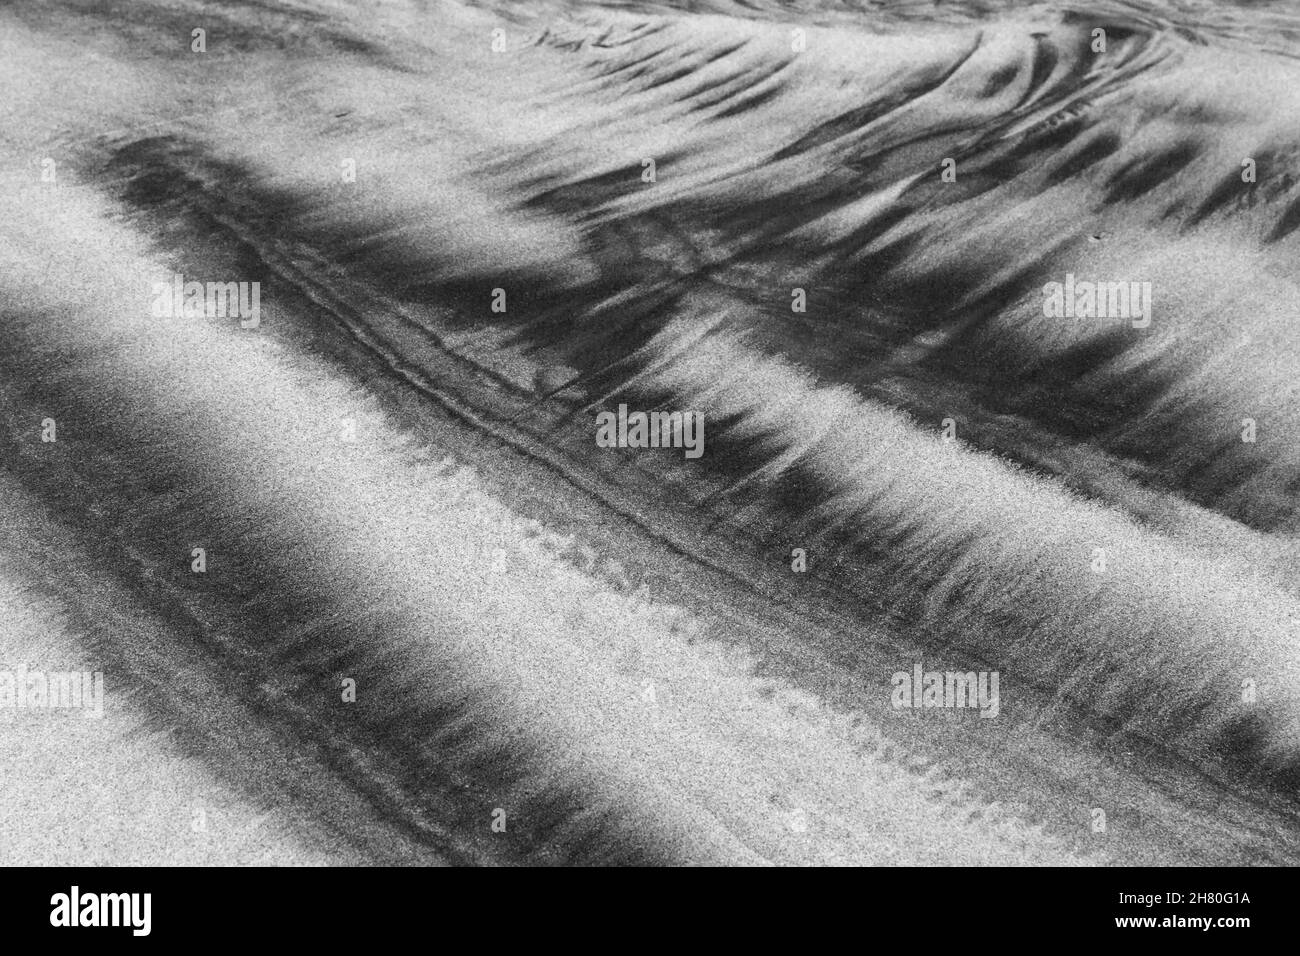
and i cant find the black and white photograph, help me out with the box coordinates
[0,0,1294,927]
